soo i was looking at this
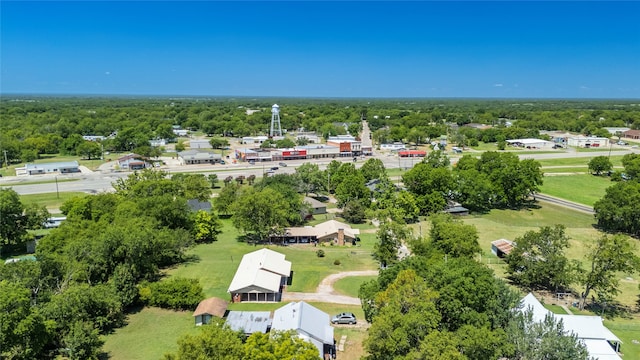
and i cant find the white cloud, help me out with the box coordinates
[494,83,503,87]
[105,71,111,75]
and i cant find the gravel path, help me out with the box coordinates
[282,270,378,305]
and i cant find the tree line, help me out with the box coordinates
[3,96,639,166]
[0,170,222,359]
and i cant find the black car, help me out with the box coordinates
[270,166,279,171]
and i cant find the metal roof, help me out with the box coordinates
[228,249,291,293]
[271,302,334,358]
[225,311,272,334]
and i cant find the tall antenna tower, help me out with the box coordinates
[270,104,282,137]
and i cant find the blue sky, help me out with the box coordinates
[2,1,639,98]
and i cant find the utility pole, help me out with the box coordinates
[55,176,59,199]
[3,150,8,168]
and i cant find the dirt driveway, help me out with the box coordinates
[282,270,378,305]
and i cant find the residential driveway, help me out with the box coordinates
[283,270,378,305]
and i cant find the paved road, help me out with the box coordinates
[2,148,637,196]
[534,193,595,214]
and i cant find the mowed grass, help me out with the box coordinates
[604,318,640,360]
[537,155,625,167]
[19,191,87,211]
[333,276,378,298]
[539,174,612,206]
[101,307,199,360]
[165,219,377,298]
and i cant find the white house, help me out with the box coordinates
[519,293,622,360]
[271,301,335,359]
[228,248,291,302]
[506,138,554,148]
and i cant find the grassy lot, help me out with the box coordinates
[0,178,80,187]
[537,155,624,167]
[539,174,612,206]
[165,219,378,298]
[19,191,87,211]
[334,276,377,298]
[101,307,199,360]
[604,318,640,360]
[104,202,639,360]
[541,167,589,174]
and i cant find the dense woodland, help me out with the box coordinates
[1,97,640,359]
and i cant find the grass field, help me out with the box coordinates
[333,276,378,298]
[0,178,80,187]
[19,191,87,211]
[537,155,625,167]
[103,202,639,360]
[539,174,612,206]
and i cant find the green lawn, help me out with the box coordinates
[19,191,88,210]
[333,276,377,298]
[541,167,589,174]
[165,219,377,298]
[539,174,612,206]
[0,178,80,187]
[604,318,640,360]
[537,155,624,167]
[101,307,199,360]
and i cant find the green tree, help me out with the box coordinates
[207,173,218,188]
[175,140,186,152]
[334,172,371,208]
[0,280,54,360]
[243,331,321,360]
[0,188,26,249]
[230,187,291,241]
[209,137,230,149]
[23,203,50,230]
[21,148,38,162]
[342,200,366,224]
[428,214,481,259]
[621,153,640,180]
[192,210,222,243]
[364,269,441,360]
[373,221,411,268]
[76,140,102,160]
[215,182,239,216]
[295,163,325,195]
[578,234,640,310]
[62,321,104,360]
[588,156,613,175]
[506,225,575,291]
[594,181,640,236]
[276,138,296,148]
[162,321,244,360]
[360,158,388,182]
[507,311,590,360]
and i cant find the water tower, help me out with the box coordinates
[270,104,282,137]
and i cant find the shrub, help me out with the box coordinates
[138,277,203,310]
[316,249,325,258]
[333,259,341,266]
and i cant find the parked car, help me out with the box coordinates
[248,160,255,165]
[270,166,279,171]
[331,312,357,325]
[279,162,287,167]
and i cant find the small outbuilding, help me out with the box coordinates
[24,161,80,175]
[491,239,515,258]
[193,297,228,326]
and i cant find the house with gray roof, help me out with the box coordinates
[271,301,335,359]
